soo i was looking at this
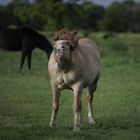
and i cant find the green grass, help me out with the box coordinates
[0,33,140,140]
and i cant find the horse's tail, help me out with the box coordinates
[0,27,2,48]
[0,34,1,46]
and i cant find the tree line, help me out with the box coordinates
[0,0,140,32]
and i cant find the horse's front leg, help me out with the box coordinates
[72,82,83,132]
[20,50,27,70]
[50,81,60,128]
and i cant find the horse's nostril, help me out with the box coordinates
[62,46,65,49]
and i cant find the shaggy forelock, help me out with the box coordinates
[54,29,79,42]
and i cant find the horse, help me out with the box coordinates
[48,30,100,131]
[0,27,53,69]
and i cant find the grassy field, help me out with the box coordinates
[0,33,140,140]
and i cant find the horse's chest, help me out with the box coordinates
[56,72,75,89]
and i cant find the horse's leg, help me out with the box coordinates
[78,100,83,125]
[20,50,27,69]
[27,51,32,70]
[50,82,60,128]
[87,75,99,124]
[20,38,30,70]
[72,82,83,131]
[87,85,96,124]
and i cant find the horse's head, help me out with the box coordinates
[53,30,79,63]
[35,33,53,59]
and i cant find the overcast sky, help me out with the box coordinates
[0,0,140,7]
[91,0,140,7]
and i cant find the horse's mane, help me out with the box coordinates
[54,29,79,41]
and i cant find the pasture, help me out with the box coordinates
[0,32,140,140]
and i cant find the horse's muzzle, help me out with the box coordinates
[54,47,70,62]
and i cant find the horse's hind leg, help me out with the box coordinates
[87,85,96,124]
[27,51,32,70]
[87,75,99,124]
[76,99,83,127]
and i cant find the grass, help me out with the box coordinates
[0,33,140,140]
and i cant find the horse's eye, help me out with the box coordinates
[66,42,69,45]
[62,46,65,49]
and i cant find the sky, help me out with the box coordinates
[91,0,140,7]
[0,0,140,7]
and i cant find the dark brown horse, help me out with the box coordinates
[0,27,53,69]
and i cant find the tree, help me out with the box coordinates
[122,0,136,32]
[133,4,140,32]
[0,4,18,27]
[101,2,127,32]
[80,2,105,30]
[33,0,63,30]
[59,3,82,29]
[12,0,33,24]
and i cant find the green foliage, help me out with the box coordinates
[0,0,140,32]
[101,2,126,32]
[132,4,140,32]
[0,5,17,27]
[100,0,140,32]
[80,2,105,30]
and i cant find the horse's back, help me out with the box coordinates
[0,28,23,51]
[78,38,100,65]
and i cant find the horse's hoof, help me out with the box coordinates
[88,118,96,125]
[50,122,56,128]
[74,126,81,132]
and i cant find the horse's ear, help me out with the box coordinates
[54,30,60,41]
[71,30,79,43]
[54,36,59,41]
[58,29,66,35]
[54,29,66,41]
[71,30,78,35]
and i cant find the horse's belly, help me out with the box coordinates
[0,43,22,51]
[83,65,99,88]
